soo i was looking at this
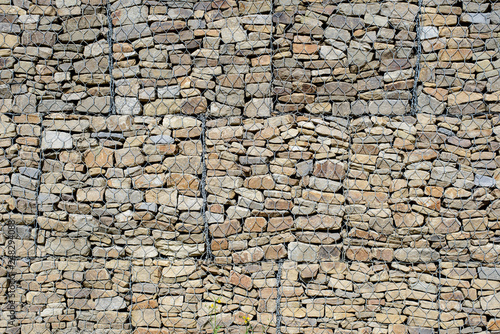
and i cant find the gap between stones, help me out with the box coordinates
[409,0,423,117]
[33,113,44,259]
[199,114,212,261]
[106,0,116,116]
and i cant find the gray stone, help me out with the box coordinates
[244,98,271,117]
[307,176,342,193]
[394,248,440,263]
[478,267,500,281]
[95,297,126,310]
[418,92,446,115]
[347,48,373,67]
[158,86,181,98]
[12,174,39,190]
[320,46,345,60]
[288,242,319,262]
[45,237,91,256]
[430,167,459,186]
[13,93,37,114]
[111,6,148,25]
[475,174,497,187]
[480,292,500,311]
[37,194,60,204]
[221,21,247,44]
[41,131,73,150]
[296,161,313,177]
[113,23,152,42]
[368,100,409,116]
[64,14,106,32]
[69,214,98,232]
[19,167,41,179]
[461,13,490,24]
[38,100,75,113]
[105,189,144,204]
[419,26,439,40]
[492,10,500,24]
[73,56,109,74]
[116,96,141,115]
[324,28,351,42]
[76,96,110,114]
[149,135,174,144]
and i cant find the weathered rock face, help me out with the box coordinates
[2,0,500,333]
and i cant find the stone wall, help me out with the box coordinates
[1,0,500,333]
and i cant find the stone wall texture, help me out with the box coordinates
[1,0,500,333]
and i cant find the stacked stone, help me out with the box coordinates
[270,0,419,333]
[200,1,279,333]
[0,0,130,332]
[413,0,500,332]
[1,0,500,332]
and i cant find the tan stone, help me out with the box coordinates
[115,147,145,167]
[131,309,161,327]
[228,271,252,290]
[448,91,483,106]
[243,217,267,232]
[145,189,177,206]
[85,147,114,168]
[312,160,346,180]
[438,49,472,62]
[243,175,275,189]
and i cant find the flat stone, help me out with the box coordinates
[228,271,252,290]
[45,237,91,256]
[288,242,320,262]
[131,309,161,327]
[144,99,182,116]
[319,46,345,60]
[111,5,147,25]
[85,147,114,168]
[145,189,177,207]
[116,96,141,115]
[19,167,41,179]
[324,27,351,42]
[394,248,440,263]
[95,296,126,310]
[105,189,144,204]
[76,96,110,114]
[158,86,180,98]
[479,267,500,281]
[221,21,247,43]
[113,23,152,42]
[41,131,73,150]
[312,160,346,180]
[244,98,271,117]
[115,147,145,167]
[64,14,105,32]
[368,100,409,115]
[461,13,490,24]
[0,33,19,48]
[475,174,496,187]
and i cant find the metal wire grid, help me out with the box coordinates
[0,0,499,333]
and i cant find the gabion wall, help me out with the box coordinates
[1,0,500,333]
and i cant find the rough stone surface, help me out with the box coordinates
[2,0,500,333]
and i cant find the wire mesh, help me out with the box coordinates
[0,0,500,333]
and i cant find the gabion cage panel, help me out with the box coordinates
[1,0,500,333]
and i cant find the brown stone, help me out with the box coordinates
[313,160,346,180]
[243,217,267,232]
[438,49,472,62]
[85,147,114,168]
[243,175,275,189]
[228,271,252,290]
